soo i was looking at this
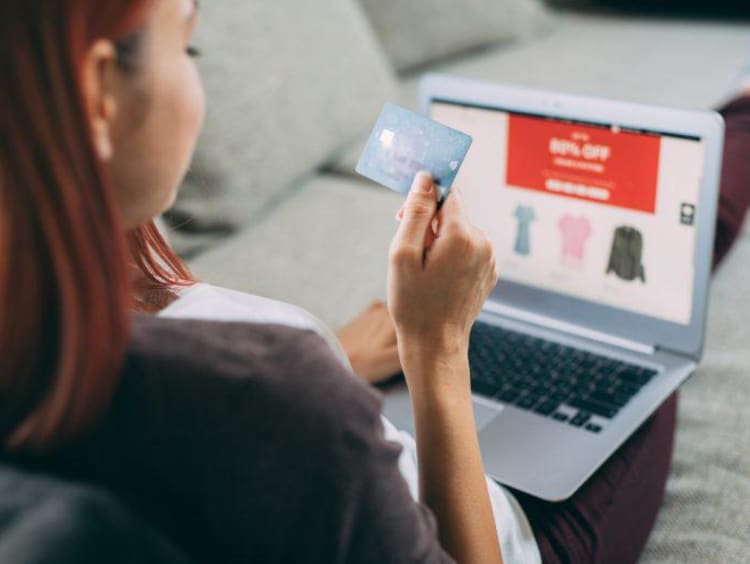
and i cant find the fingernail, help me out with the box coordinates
[413,171,433,194]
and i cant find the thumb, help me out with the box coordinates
[392,171,438,253]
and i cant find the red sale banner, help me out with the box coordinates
[506,115,661,214]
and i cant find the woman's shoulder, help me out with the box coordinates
[120,314,382,440]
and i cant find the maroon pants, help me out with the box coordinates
[514,96,750,564]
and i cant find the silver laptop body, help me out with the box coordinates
[381,75,725,501]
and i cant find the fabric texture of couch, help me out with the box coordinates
[166,0,397,257]
[0,465,190,564]
[640,224,750,563]
[357,0,552,72]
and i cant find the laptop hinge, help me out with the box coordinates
[483,301,657,356]
[659,345,699,363]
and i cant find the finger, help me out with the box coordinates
[391,171,438,256]
[423,216,440,249]
[437,186,468,235]
[474,226,493,254]
[396,182,440,222]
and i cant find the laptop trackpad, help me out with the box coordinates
[473,401,504,431]
[381,383,502,436]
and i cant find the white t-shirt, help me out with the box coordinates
[160,283,542,564]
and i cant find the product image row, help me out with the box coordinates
[513,204,647,284]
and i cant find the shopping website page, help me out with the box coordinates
[431,101,705,325]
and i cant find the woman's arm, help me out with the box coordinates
[388,173,502,563]
[404,348,503,564]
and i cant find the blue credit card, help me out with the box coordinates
[356,102,473,200]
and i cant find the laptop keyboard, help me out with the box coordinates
[469,321,657,433]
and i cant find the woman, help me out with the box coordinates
[0,1,505,562]
[1,1,749,563]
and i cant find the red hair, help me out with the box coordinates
[0,0,194,452]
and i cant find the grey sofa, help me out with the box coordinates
[0,465,190,564]
[168,1,750,562]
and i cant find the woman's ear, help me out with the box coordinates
[81,40,119,162]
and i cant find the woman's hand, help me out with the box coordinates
[336,302,402,385]
[387,172,498,389]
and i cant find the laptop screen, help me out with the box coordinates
[430,100,706,326]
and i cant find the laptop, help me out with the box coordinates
[380,74,725,501]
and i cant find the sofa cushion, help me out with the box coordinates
[357,0,552,74]
[407,12,750,108]
[186,174,403,329]
[168,0,397,256]
[640,234,750,562]
[328,12,750,178]
[0,465,189,564]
